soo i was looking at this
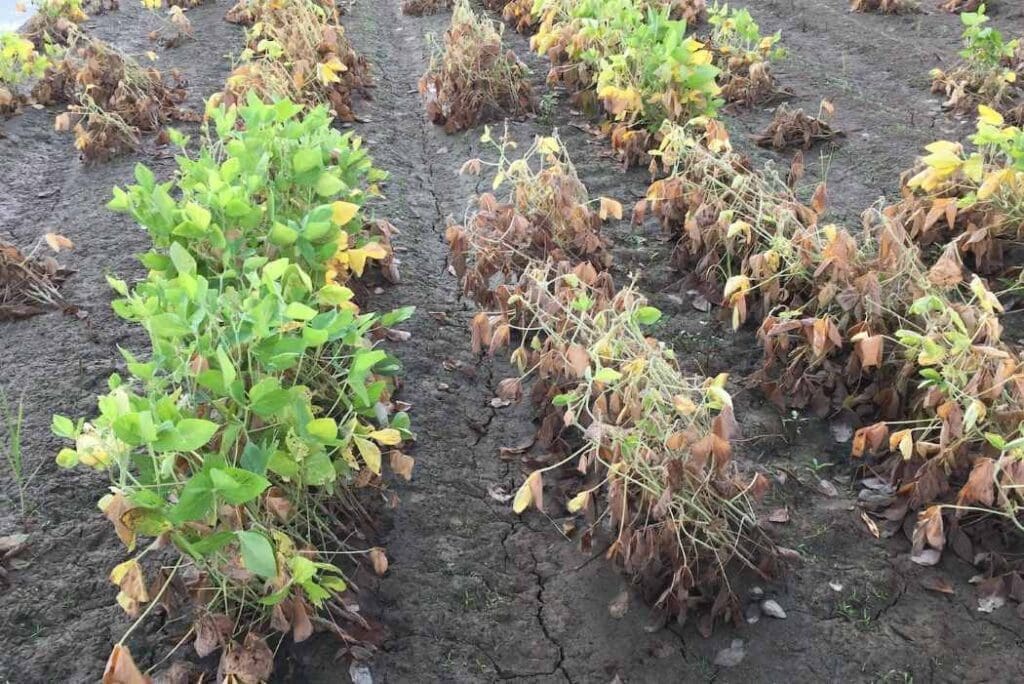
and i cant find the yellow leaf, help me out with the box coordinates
[566,490,589,513]
[537,136,560,155]
[962,154,984,184]
[145,51,158,62]
[512,475,534,514]
[722,275,749,301]
[355,436,381,475]
[109,559,149,603]
[889,429,913,460]
[978,168,1013,200]
[347,248,369,277]
[318,57,347,85]
[977,104,1004,127]
[331,201,359,226]
[369,428,402,446]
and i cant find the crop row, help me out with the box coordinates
[28,0,412,679]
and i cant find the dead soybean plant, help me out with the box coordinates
[401,0,452,17]
[510,265,778,625]
[446,128,613,304]
[0,234,73,320]
[419,0,534,133]
[754,101,843,152]
[220,0,371,122]
[448,130,778,630]
[641,118,1024,584]
[850,0,920,14]
[35,35,195,160]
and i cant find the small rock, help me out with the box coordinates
[817,479,839,497]
[608,589,630,619]
[349,664,373,684]
[713,639,746,667]
[749,586,764,599]
[744,602,761,624]
[828,580,844,592]
[641,607,668,633]
[761,599,787,619]
[691,294,711,312]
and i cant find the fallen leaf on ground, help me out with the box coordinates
[102,645,148,684]
[921,575,955,595]
[368,547,389,576]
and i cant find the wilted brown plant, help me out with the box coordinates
[401,0,452,17]
[850,0,920,13]
[220,0,371,121]
[447,130,614,306]
[754,101,842,151]
[419,0,533,132]
[34,36,194,160]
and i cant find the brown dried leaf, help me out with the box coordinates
[390,450,415,481]
[921,575,955,595]
[369,547,389,576]
[219,633,273,684]
[103,645,149,684]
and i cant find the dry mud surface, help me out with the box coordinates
[1,1,1024,683]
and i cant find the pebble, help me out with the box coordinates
[349,664,373,684]
[761,599,787,619]
[713,639,746,667]
[744,602,761,624]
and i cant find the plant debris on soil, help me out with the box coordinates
[0,237,71,320]
[753,101,842,150]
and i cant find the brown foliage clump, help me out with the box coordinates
[754,101,842,151]
[448,133,779,627]
[446,132,613,306]
[850,0,920,13]
[419,0,533,133]
[0,236,71,320]
[221,0,371,122]
[401,0,452,16]
[939,0,982,12]
[34,37,195,161]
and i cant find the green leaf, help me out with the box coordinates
[593,367,622,383]
[51,414,76,439]
[314,173,345,197]
[289,555,316,583]
[210,466,271,505]
[106,275,129,296]
[152,419,219,453]
[285,302,319,321]
[184,202,211,231]
[169,472,214,523]
[634,306,662,326]
[241,441,272,475]
[307,417,337,442]
[237,531,277,579]
[293,147,321,174]
[148,313,192,338]
[169,241,196,276]
[303,451,336,486]
[249,377,290,417]
[188,530,235,557]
